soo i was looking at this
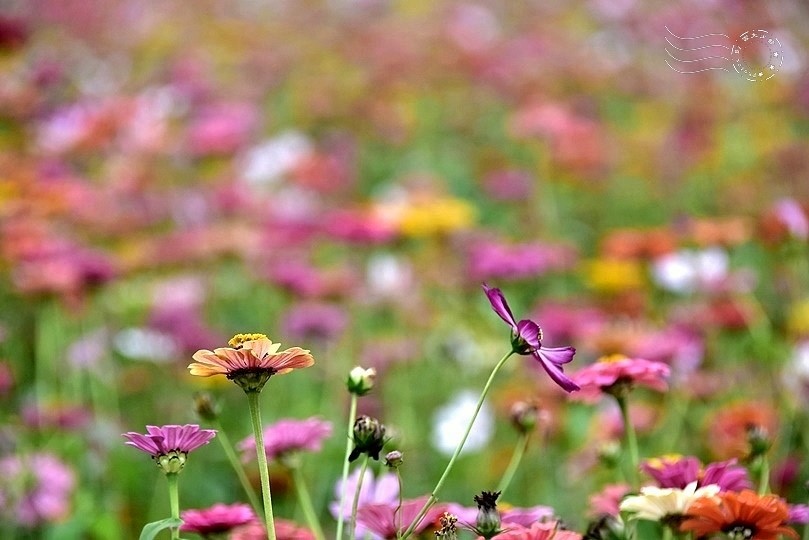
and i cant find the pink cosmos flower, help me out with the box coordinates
[356,496,445,540]
[0,452,75,527]
[490,521,583,540]
[122,424,216,473]
[330,467,399,539]
[482,284,579,392]
[237,417,333,462]
[179,503,255,535]
[570,355,670,402]
[445,501,555,529]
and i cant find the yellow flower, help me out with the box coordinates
[397,197,477,237]
[583,258,645,292]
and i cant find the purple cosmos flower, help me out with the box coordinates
[237,417,333,463]
[641,455,751,492]
[122,424,217,474]
[180,503,256,535]
[482,283,579,392]
[330,467,399,539]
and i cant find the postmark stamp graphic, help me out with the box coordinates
[665,26,783,82]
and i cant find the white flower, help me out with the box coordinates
[431,390,494,456]
[619,482,720,521]
[651,248,728,294]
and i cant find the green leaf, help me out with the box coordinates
[139,518,183,540]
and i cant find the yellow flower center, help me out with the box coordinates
[598,353,629,364]
[228,333,268,348]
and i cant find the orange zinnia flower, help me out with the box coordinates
[680,490,798,539]
[189,334,314,393]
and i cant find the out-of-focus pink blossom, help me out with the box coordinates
[186,103,257,156]
[238,417,332,463]
[481,169,534,201]
[571,355,670,402]
[468,241,577,282]
[330,467,399,539]
[231,518,315,540]
[491,521,583,540]
[282,302,348,343]
[356,496,445,540]
[180,503,256,535]
[0,452,76,527]
[588,483,631,517]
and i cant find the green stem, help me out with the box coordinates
[213,419,263,517]
[166,473,180,540]
[757,455,770,496]
[394,469,403,539]
[290,465,325,540]
[335,394,358,540]
[496,432,530,498]
[247,391,276,540]
[349,456,370,540]
[616,395,640,491]
[401,350,515,539]
[662,524,673,540]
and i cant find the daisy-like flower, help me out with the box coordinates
[189,333,314,393]
[179,503,256,536]
[482,284,579,392]
[237,417,333,464]
[680,490,799,539]
[571,354,670,402]
[356,497,445,540]
[641,455,752,492]
[619,482,720,527]
[122,424,216,474]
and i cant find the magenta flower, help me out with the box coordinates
[230,518,315,540]
[180,503,256,536]
[122,424,217,474]
[330,467,399,539]
[482,284,579,392]
[356,496,445,540]
[640,455,751,492]
[238,417,333,463]
[571,355,670,402]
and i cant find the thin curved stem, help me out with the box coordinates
[247,391,276,540]
[213,419,263,517]
[394,469,403,539]
[291,465,325,540]
[616,395,640,491]
[401,350,515,539]
[496,432,530,498]
[757,455,770,496]
[335,394,358,540]
[166,472,180,540]
[349,455,370,540]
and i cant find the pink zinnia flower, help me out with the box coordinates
[641,455,751,492]
[356,496,445,540]
[482,284,579,392]
[180,503,255,535]
[571,354,670,402]
[491,521,583,540]
[237,417,333,462]
[588,483,631,517]
[122,424,216,473]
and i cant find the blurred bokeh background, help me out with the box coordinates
[2,0,809,538]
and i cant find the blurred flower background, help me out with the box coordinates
[1,0,809,537]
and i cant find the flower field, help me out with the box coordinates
[2,1,809,538]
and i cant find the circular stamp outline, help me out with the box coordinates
[730,30,783,82]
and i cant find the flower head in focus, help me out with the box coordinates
[237,417,332,466]
[122,424,216,474]
[680,490,798,539]
[482,284,579,392]
[189,334,314,393]
[571,354,670,402]
[347,366,376,396]
[179,503,256,535]
[641,455,751,492]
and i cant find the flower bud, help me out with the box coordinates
[384,450,403,469]
[349,415,386,462]
[155,450,187,474]
[746,425,771,460]
[193,392,219,422]
[509,400,539,434]
[347,366,376,396]
[473,491,501,539]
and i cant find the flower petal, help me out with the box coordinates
[482,283,518,330]
[533,350,580,392]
